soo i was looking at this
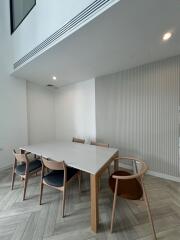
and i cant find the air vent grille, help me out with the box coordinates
[13,0,112,70]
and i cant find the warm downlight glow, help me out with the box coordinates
[162,32,172,41]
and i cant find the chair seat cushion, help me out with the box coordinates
[109,170,143,200]
[43,167,78,187]
[16,159,42,175]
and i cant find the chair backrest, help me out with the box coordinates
[41,157,67,184]
[112,157,148,180]
[90,141,109,148]
[72,137,85,144]
[13,149,28,164]
[42,157,65,171]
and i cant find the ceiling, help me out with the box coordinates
[12,0,180,88]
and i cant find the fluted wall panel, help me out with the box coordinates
[95,56,180,177]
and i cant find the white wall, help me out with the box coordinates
[12,0,120,67]
[0,0,28,168]
[27,82,55,144]
[12,0,96,63]
[0,0,96,168]
[55,79,96,142]
[96,56,180,177]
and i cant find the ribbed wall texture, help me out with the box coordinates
[95,56,180,177]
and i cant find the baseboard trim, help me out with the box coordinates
[119,163,180,183]
[147,170,180,183]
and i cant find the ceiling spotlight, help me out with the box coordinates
[52,76,57,80]
[162,32,172,41]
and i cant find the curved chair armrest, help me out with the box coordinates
[112,172,145,180]
[114,156,143,162]
[112,157,149,180]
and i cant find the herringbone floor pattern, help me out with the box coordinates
[0,168,180,240]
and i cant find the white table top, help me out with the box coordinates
[20,141,118,175]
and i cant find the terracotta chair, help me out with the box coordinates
[11,150,42,200]
[40,157,81,217]
[72,137,85,144]
[109,157,157,240]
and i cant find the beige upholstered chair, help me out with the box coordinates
[11,150,42,200]
[109,157,157,240]
[40,157,81,217]
[72,137,85,144]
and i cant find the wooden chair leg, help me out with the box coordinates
[39,182,44,205]
[11,171,16,190]
[23,175,29,201]
[108,166,111,177]
[133,160,138,174]
[110,179,118,233]
[99,177,101,191]
[141,178,157,240]
[62,187,66,217]
[77,172,81,194]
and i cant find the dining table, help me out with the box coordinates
[20,141,118,233]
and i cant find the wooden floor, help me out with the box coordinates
[0,168,180,240]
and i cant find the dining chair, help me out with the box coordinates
[72,137,85,182]
[109,157,157,240]
[39,157,81,217]
[72,137,85,144]
[90,141,110,176]
[90,141,109,148]
[11,150,42,200]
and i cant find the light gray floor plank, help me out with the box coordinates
[0,168,180,239]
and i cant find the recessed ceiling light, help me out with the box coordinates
[162,32,172,41]
[52,76,57,80]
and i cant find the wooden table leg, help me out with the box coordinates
[90,174,99,233]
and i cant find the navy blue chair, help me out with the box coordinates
[40,157,81,217]
[11,150,42,200]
